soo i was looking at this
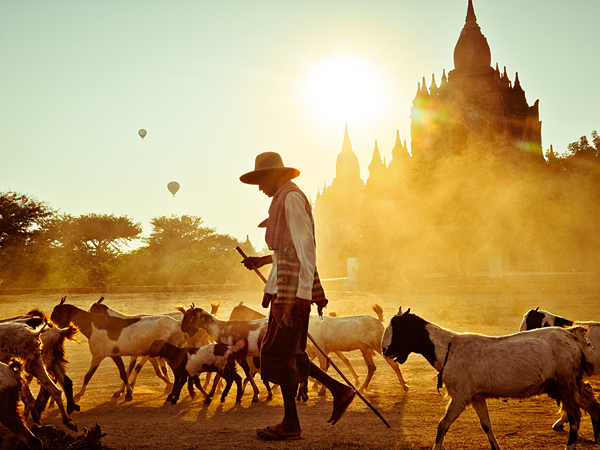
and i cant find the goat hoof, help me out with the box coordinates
[125,393,133,402]
[552,423,564,431]
[65,421,77,432]
[112,392,122,398]
[402,384,410,392]
[267,393,273,401]
[204,398,212,405]
[68,403,81,413]
[252,396,259,403]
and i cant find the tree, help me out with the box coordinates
[49,213,142,287]
[0,191,54,249]
[145,215,215,250]
[0,191,55,287]
[121,215,249,286]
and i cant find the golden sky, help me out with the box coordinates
[1,0,598,248]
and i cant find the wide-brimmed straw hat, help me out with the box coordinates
[239,152,300,185]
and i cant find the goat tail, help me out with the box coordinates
[26,308,46,319]
[372,304,384,322]
[8,357,24,375]
[62,324,80,343]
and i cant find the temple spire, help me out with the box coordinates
[335,123,360,181]
[466,0,476,25]
[342,122,352,152]
[514,72,522,89]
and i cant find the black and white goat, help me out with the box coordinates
[50,296,187,402]
[143,340,207,404]
[146,339,244,405]
[520,307,600,431]
[382,307,600,450]
[519,307,583,331]
[179,304,267,402]
[0,359,44,450]
[88,297,217,396]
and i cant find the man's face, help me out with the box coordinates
[258,172,284,197]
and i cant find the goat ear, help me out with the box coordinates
[535,306,539,312]
[175,306,186,314]
[405,308,411,315]
[397,307,403,316]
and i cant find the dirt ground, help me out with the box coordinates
[1,284,600,449]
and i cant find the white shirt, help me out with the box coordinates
[264,191,316,300]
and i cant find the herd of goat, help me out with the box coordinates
[1,296,600,450]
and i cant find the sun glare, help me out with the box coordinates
[304,54,387,125]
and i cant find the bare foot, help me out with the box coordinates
[328,386,356,425]
[257,422,301,440]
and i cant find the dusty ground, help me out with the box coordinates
[1,283,600,449]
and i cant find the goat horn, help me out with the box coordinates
[98,296,105,304]
[535,307,539,312]
[60,296,66,305]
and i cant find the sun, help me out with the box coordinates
[303,54,387,126]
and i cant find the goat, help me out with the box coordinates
[2,309,80,416]
[0,322,76,431]
[179,304,267,402]
[227,303,276,400]
[0,359,44,450]
[382,307,600,450]
[147,339,244,405]
[519,307,582,331]
[88,297,216,396]
[88,297,178,396]
[50,296,186,402]
[308,304,409,394]
[1,309,46,329]
[520,307,600,431]
[143,340,208,404]
[33,322,80,417]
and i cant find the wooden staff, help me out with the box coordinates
[235,246,391,428]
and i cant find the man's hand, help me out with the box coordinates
[242,255,272,270]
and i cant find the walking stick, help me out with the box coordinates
[235,246,391,428]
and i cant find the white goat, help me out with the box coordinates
[2,309,80,417]
[308,304,409,394]
[0,322,76,431]
[0,359,44,450]
[179,304,268,402]
[382,307,600,450]
[50,296,187,402]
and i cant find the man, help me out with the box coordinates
[240,151,355,441]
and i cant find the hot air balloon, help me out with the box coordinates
[138,129,147,139]
[167,181,180,197]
